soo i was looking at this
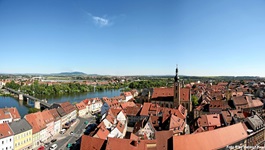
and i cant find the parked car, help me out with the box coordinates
[49,144,58,150]
[44,142,50,147]
[70,131,74,135]
[38,146,45,150]
[51,139,57,143]
[60,129,66,134]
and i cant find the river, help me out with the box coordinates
[0,89,122,117]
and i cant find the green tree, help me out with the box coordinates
[5,81,20,90]
[28,108,40,114]
[191,95,199,106]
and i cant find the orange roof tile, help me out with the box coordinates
[80,135,106,150]
[173,123,247,150]
[120,102,136,109]
[110,108,121,118]
[94,122,110,140]
[155,130,173,150]
[0,123,13,138]
[116,121,125,133]
[179,88,190,101]
[75,101,86,110]
[106,138,146,150]
[59,102,76,114]
[8,107,21,120]
[169,115,185,133]
[140,103,151,116]
[197,114,221,128]
[0,108,11,120]
[49,108,61,121]
[151,88,173,99]
[41,110,55,124]
[126,107,141,116]
[24,113,41,134]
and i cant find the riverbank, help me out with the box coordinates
[0,88,122,117]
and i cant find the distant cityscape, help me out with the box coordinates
[0,67,265,150]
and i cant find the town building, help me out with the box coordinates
[83,97,103,114]
[24,112,47,149]
[121,92,133,102]
[80,135,106,150]
[0,123,14,150]
[244,115,265,146]
[133,117,156,140]
[149,67,192,113]
[126,106,142,127]
[75,101,87,117]
[9,118,33,150]
[49,108,61,135]
[41,110,55,140]
[51,102,77,127]
[56,107,68,127]
[0,107,21,124]
[173,123,248,150]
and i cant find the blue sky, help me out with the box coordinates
[0,0,265,76]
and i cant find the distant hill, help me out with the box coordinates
[54,72,87,76]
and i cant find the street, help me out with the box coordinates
[45,116,96,150]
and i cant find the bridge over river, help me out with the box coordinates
[5,87,51,109]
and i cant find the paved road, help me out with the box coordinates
[45,116,95,150]
[58,117,95,150]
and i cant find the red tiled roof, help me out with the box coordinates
[49,108,61,121]
[59,102,76,114]
[120,102,136,109]
[126,107,141,116]
[116,121,125,133]
[246,97,263,108]
[110,108,121,118]
[152,88,173,99]
[173,123,248,150]
[0,107,21,120]
[81,135,106,150]
[209,100,230,109]
[192,127,205,134]
[150,116,159,128]
[155,130,173,150]
[0,123,13,138]
[197,114,221,129]
[25,113,41,134]
[8,107,21,120]
[94,122,110,140]
[0,108,11,120]
[179,88,190,101]
[232,96,248,106]
[106,138,146,150]
[34,112,46,130]
[169,115,185,133]
[122,92,132,97]
[129,133,139,141]
[41,110,55,124]
[75,101,86,110]
[140,103,151,116]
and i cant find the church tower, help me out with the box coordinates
[173,65,180,108]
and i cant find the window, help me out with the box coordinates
[2,141,3,144]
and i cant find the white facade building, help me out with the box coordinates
[0,123,14,150]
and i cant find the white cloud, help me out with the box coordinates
[83,11,110,27]
[92,16,109,27]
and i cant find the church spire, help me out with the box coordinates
[173,65,180,108]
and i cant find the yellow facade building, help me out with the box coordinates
[9,118,33,150]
